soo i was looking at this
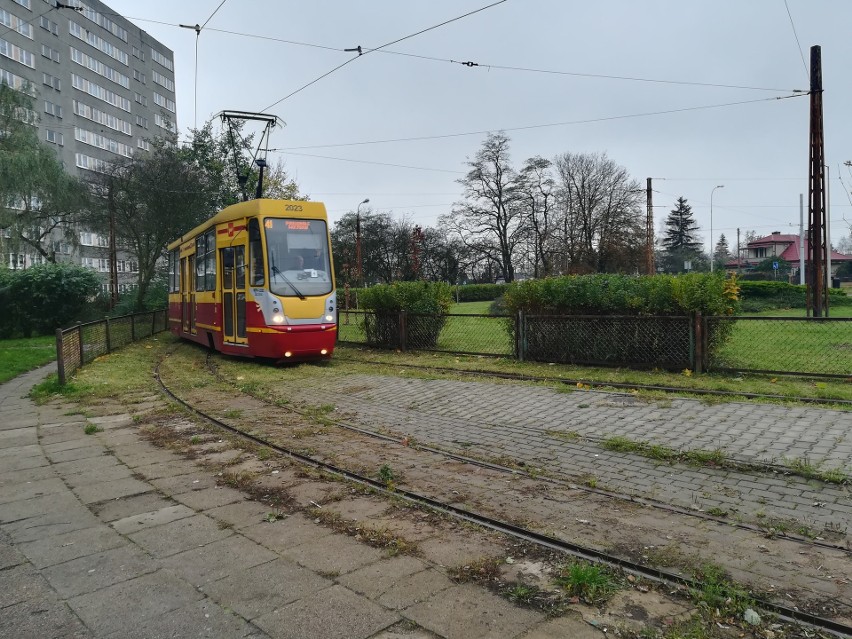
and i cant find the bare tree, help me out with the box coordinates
[517,156,556,277]
[444,132,523,282]
[553,151,644,273]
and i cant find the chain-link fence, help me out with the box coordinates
[56,309,168,384]
[523,315,692,368]
[706,316,852,377]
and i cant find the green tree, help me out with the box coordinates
[0,83,91,262]
[713,233,731,270]
[662,197,701,253]
[96,136,215,310]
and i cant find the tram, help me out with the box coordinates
[167,199,337,361]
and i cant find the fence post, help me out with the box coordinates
[105,317,111,352]
[130,313,135,341]
[399,310,407,352]
[76,323,84,367]
[151,311,156,336]
[693,312,704,374]
[515,311,525,361]
[55,328,66,385]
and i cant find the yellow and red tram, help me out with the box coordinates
[167,199,337,361]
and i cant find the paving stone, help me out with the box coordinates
[253,584,399,639]
[405,583,544,639]
[0,599,92,639]
[204,500,272,529]
[46,445,108,463]
[0,563,56,608]
[417,534,504,569]
[376,568,456,610]
[19,524,127,569]
[91,492,177,523]
[68,569,205,636]
[283,531,384,576]
[132,459,201,480]
[171,485,245,510]
[49,453,121,476]
[128,514,233,558]
[0,477,67,504]
[0,463,56,487]
[63,463,134,488]
[370,623,441,639]
[240,513,334,552]
[2,507,101,543]
[518,615,606,638]
[102,598,262,639]
[337,555,428,599]
[42,544,157,598]
[74,476,153,504]
[203,557,331,621]
[111,504,196,535]
[151,472,219,496]
[169,534,277,585]
[0,540,25,569]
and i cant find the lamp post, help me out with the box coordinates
[356,198,369,288]
[710,184,724,273]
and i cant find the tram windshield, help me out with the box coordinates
[264,218,332,297]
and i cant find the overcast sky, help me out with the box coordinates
[107,0,852,253]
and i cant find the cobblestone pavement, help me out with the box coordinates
[289,373,852,533]
[0,365,601,639]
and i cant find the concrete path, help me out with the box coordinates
[0,365,600,639]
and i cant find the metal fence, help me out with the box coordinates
[339,310,852,378]
[706,316,852,377]
[56,309,169,384]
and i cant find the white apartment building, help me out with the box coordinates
[0,0,175,293]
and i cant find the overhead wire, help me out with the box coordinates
[0,2,58,40]
[268,150,465,174]
[276,93,807,151]
[260,0,510,111]
[783,0,809,81]
[200,0,228,30]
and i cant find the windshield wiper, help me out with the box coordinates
[271,264,305,300]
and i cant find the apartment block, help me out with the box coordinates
[0,0,175,293]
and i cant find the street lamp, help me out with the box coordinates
[710,184,724,273]
[356,198,369,288]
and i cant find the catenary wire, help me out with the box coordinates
[276,93,806,151]
[783,0,809,82]
[0,2,57,40]
[259,0,509,112]
[268,150,465,174]
[200,0,228,30]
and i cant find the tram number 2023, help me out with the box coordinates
[285,204,303,212]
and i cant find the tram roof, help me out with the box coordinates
[167,199,328,250]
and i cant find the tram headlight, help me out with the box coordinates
[324,314,334,322]
[272,313,284,324]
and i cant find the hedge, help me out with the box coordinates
[738,280,851,311]
[357,281,453,348]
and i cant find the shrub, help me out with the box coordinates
[738,280,851,311]
[454,283,507,302]
[5,263,101,336]
[358,281,452,348]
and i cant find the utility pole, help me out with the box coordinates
[356,198,368,288]
[799,194,805,285]
[645,178,654,275]
[807,45,828,317]
[108,180,118,309]
[736,228,741,275]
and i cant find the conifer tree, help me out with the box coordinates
[662,197,701,252]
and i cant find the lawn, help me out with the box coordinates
[0,335,56,384]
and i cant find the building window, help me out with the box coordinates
[0,9,34,38]
[45,129,63,145]
[75,153,108,173]
[77,1,129,42]
[135,115,148,129]
[71,74,131,112]
[12,0,32,10]
[132,68,146,84]
[153,92,175,113]
[39,15,58,35]
[151,48,172,70]
[0,38,35,68]
[42,72,61,91]
[68,20,129,65]
[40,43,59,61]
[134,92,148,107]
[137,138,150,151]
[75,126,134,158]
[154,113,175,132]
[151,70,174,92]
[73,100,132,136]
[70,47,130,88]
[44,100,63,118]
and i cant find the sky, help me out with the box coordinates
[106,0,852,254]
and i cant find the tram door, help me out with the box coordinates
[221,245,247,345]
[182,255,196,335]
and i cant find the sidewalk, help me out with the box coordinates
[0,366,602,639]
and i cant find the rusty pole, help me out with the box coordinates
[646,178,655,275]
[807,45,827,318]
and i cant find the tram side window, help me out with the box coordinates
[204,229,216,290]
[249,219,264,286]
[195,235,206,291]
[168,249,179,292]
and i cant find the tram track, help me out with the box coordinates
[202,352,852,557]
[153,347,852,637]
[336,355,852,408]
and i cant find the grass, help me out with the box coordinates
[601,436,729,468]
[781,456,848,484]
[0,335,56,383]
[555,561,621,604]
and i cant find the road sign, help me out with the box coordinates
[772,261,779,270]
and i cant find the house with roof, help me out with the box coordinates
[725,231,852,279]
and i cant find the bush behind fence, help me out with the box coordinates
[56,309,168,384]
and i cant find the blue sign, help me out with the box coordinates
[772,261,779,270]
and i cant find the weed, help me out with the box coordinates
[449,557,502,584]
[502,583,541,606]
[555,561,621,605]
[782,456,848,484]
[689,563,754,615]
[602,436,729,469]
[545,430,580,442]
[222,409,243,419]
[30,375,84,403]
[705,506,728,518]
[190,435,201,445]
[583,476,598,489]
[257,447,273,461]
[84,423,100,435]
[378,464,396,487]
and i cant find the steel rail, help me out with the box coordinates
[155,354,852,637]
